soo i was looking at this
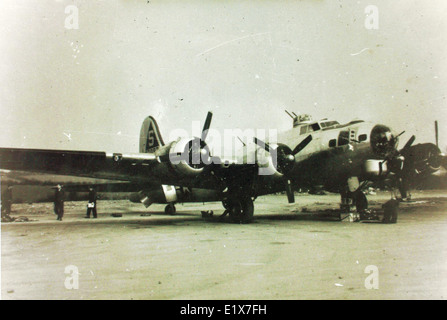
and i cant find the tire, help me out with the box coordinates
[165,204,176,215]
[229,198,254,224]
[382,199,399,224]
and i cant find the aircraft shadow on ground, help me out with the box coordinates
[7,197,446,227]
[52,211,345,228]
[254,212,345,222]
[122,210,349,227]
[95,210,203,228]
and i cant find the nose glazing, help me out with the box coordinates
[370,125,398,157]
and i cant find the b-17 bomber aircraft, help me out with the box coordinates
[0,111,445,223]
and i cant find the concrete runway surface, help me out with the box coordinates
[2,190,447,300]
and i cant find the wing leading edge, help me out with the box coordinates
[0,147,159,183]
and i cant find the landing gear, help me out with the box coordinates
[340,189,368,213]
[397,178,411,201]
[354,191,368,212]
[165,203,176,215]
[222,197,254,224]
[221,172,257,223]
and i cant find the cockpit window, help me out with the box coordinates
[358,134,367,142]
[311,123,320,131]
[320,121,339,129]
[329,139,336,148]
[300,123,321,135]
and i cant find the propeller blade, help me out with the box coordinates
[190,138,202,165]
[292,135,313,155]
[253,137,271,153]
[285,180,295,204]
[442,154,447,169]
[401,135,416,152]
[435,120,439,148]
[201,111,213,142]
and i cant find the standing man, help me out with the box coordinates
[1,186,13,220]
[54,184,65,221]
[85,187,98,219]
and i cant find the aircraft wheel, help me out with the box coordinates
[229,198,254,224]
[165,204,176,215]
[355,191,368,212]
[222,199,231,210]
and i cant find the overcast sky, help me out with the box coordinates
[0,0,446,155]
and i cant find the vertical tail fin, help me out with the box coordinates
[139,116,165,153]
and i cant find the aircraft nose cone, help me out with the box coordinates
[370,125,398,157]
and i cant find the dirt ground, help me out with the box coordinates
[2,190,447,300]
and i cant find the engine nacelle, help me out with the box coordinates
[130,186,221,208]
[132,184,178,208]
[257,149,282,177]
[405,143,443,174]
[167,138,211,177]
[161,185,178,202]
[256,143,295,177]
[364,159,388,177]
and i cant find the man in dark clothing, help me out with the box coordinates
[1,186,13,220]
[85,187,98,218]
[54,185,65,221]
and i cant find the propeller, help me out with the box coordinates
[253,137,271,153]
[435,120,439,148]
[201,111,213,142]
[381,121,445,199]
[369,125,415,199]
[436,120,447,168]
[394,135,416,198]
[254,135,313,203]
[254,135,312,176]
[378,132,414,172]
[187,112,214,168]
[292,135,313,155]
[398,121,446,174]
[401,135,416,152]
[433,120,447,168]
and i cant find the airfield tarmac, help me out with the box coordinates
[2,190,447,300]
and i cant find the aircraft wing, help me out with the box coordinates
[0,147,255,191]
[0,145,291,196]
[0,113,314,197]
[0,169,128,186]
[0,148,160,184]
